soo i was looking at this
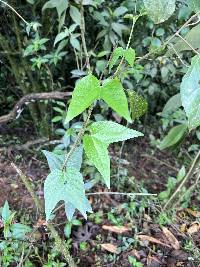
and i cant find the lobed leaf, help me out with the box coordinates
[44,168,92,221]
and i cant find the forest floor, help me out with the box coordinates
[0,125,199,267]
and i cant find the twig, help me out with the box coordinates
[175,33,200,55]
[0,0,29,25]
[80,0,90,71]
[141,153,179,172]
[0,91,72,124]
[113,15,137,77]
[136,11,200,64]
[163,150,200,210]
[62,105,93,170]
[11,163,42,213]
[175,168,200,207]
[86,192,157,197]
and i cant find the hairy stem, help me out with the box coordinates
[11,163,77,267]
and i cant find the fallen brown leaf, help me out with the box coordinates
[185,208,200,218]
[102,225,130,234]
[162,227,180,250]
[100,243,118,253]
[138,234,171,248]
[187,223,200,235]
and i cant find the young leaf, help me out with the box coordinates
[70,6,81,25]
[88,121,143,144]
[2,201,10,223]
[10,223,32,240]
[109,47,124,71]
[128,90,148,120]
[162,94,182,115]
[180,56,200,130]
[43,145,83,171]
[159,124,188,150]
[143,0,175,24]
[83,135,110,188]
[65,74,100,123]
[44,168,91,221]
[101,78,132,122]
[124,48,135,67]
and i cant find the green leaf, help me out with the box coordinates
[54,30,69,46]
[162,94,182,115]
[109,47,124,71]
[2,201,10,223]
[168,24,200,55]
[44,168,92,221]
[143,0,175,24]
[124,48,135,67]
[188,0,200,12]
[70,5,81,25]
[43,145,83,171]
[10,223,32,240]
[42,0,68,19]
[101,78,132,122]
[83,135,110,187]
[159,124,188,150]
[181,56,200,129]
[65,74,100,123]
[113,6,128,17]
[88,121,143,144]
[128,90,148,120]
[64,223,72,238]
[177,166,186,182]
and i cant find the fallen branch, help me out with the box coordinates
[0,91,72,124]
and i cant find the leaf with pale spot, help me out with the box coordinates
[180,56,200,130]
[143,0,175,24]
[128,90,148,120]
[44,168,91,221]
[65,74,100,123]
[101,78,132,122]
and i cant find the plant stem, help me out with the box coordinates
[0,0,29,25]
[86,192,157,197]
[80,0,90,71]
[163,150,200,210]
[113,16,136,77]
[62,105,93,170]
[136,11,200,64]
[11,163,77,267]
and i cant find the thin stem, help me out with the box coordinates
[0,0,29,25]
[175,32,200,55]
[86,192,157,197]
[136,11,200,64]
[12,163,77,267]
[163,150,200,210]
[62,105,93,170]
[80,0,90,71]
[113,16,136,77]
